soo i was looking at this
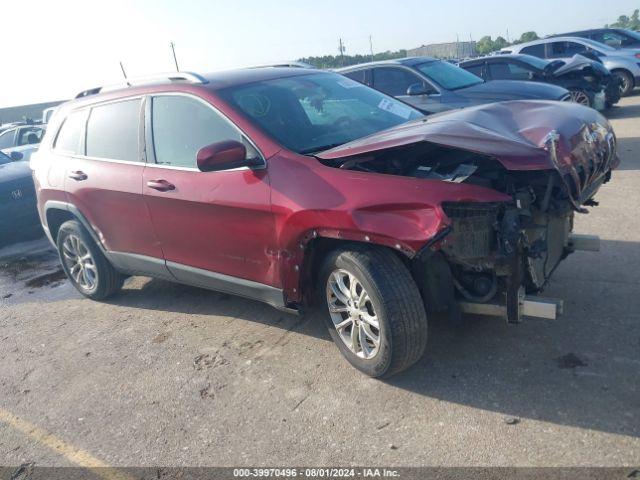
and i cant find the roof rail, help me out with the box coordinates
[74,72,208,99]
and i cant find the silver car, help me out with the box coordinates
[502,36,640,96]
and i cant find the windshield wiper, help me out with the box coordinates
[299,143,346,155]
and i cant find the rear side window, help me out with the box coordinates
[489,62,533,80]
[549,41,587,58]
[151,95,247,168]
[54,110,88,155]
[520,44,545,58]
[86,99,141,161]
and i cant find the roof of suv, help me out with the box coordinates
[68,67,326,107]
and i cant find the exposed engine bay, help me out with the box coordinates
[323,135,616,323]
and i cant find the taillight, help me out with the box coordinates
[635,53,640,59]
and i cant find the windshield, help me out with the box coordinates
[415,60,484,90]
[218,73,423,154]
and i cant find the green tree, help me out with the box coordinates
[494,36,509,50]
[518,31,539,43]
[476,36,495,54]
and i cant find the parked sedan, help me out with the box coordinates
[459,53,620,109]
[503,37,640,96]
[0,124,45,150]
[338,57,570,114]
[0,151,41,246]
[549,28,640,50]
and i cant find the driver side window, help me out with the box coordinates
[151,95,257,168]
[372,67,433,96]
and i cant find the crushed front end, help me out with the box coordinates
[427,123,618,323]
[320,100,619,323]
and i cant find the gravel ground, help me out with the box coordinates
[0,95,639,469]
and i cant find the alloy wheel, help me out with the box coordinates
[61,234,98,291]
[569,90,590,106]
[326,269,381,359]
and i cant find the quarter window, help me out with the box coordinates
[151,95,251,168]
[54,110,88,155]
[86,99,141,161]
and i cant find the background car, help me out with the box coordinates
[2,143,41,163]
[337,57,570,114]
[0,150,41,246]
[549,28,640,49]
[458,53,620,109]
[502,36,640,96]
[0,124,46,150]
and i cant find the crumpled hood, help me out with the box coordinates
[453,80,567,101]
[549,54,610,78]
[318,100,619,181]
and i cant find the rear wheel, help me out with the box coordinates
[57,220,124,300]
[319,246,428,378]
[568,88,592,107]
[613,70,634,97]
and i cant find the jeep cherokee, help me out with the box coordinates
[30,68,618,377]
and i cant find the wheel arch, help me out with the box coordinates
[44,201,106,254]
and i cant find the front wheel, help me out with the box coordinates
[319,246,428,378]
[568,89,592,107]
[57,220,124,300]
[613,70,634,97]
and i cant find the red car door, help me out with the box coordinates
[142,94,277,288]
[64,98,164,263]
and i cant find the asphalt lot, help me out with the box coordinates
[0,96,639,468]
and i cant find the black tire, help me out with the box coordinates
[56,219,124,300]
[319,245,428,378]
[613,70,634,97]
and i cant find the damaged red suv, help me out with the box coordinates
[31,68,618,377]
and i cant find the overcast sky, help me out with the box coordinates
[1,0,637,107]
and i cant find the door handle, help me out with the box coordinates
[68,170,87,181]
[146,179,175,192]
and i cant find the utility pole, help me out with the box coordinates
[170,41,179,71]
[119,61,131,86]
[369,35,374,61]
[338,38,345,66]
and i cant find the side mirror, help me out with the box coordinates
[9,151,24,161]
[406,83,430,96]
[197,140,249,172]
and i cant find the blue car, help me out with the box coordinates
[338,57,570,114]
[0,150,41,246]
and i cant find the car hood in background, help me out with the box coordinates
[452,79,568,101]
[0,160,32,185]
